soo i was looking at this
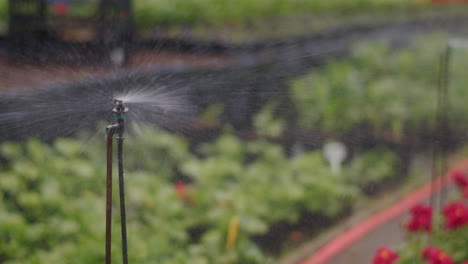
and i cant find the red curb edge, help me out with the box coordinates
[300,160,468,264]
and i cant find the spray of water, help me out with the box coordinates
[0,71,198,142]
[114,85,198,133]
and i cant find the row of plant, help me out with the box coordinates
[0,0,452,39]
[133,0,425,30]
[3,0,468,42]
[0,0,424,23]
[91,0,468,42]
[371,169,468,264]
[289,36,468,142]
[0,123,398,264]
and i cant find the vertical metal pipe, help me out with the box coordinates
[118,133,129,264]
[106,135,113,264]
[430,52,444,211]
[38,0,47,25]
[438,46,451,211]
[430,45,451,224]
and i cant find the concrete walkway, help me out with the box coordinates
[328,208,408,263]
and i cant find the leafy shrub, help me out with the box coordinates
[253,101,285,139]
[133,0,425,30]
[347,148,399,192]
[0,126,396,263]
[0,0,7,26]
[182,134,359,226]
[290,37,468,139]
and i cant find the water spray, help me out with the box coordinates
[105,99,129,264]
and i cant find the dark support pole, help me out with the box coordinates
[117,133,128,264]
[438,46,451,212]
[38,0,47,27]
[106,100,129,264]
[105,135,113,264]
[430,45,451,226]
[7,0,12,32]
[123,0,133,65]
[114,100,129,264]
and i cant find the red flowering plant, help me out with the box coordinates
[463,188,468,200]
[443,201,468,230]
[421,246,454,264]
[372,247,399,264]
[175,181,186,200]
[451,170,468,189]
[374,168,468,264]
[52,1,69,16]
[174,181,197,205]
[451,170,468,200]
[406,204,433,232]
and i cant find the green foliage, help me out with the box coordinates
[183,134,358,227]
[121,126,193,177]
[0,125,396,263]
[290,36,468,138]
[65,0,99,18]
[199,103,224,124]
[253,101,285,139]
[0,0,453,40]
[133,0,425,31]
[0,0,7,26]
[347,148,398,190]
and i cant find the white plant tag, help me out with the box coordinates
[323,141,347,174]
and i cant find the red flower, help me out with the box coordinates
[52,2,69,16]
[463,187,468,199]
[422,246,440,260]
[451,169,468,189]
[372,247,399,264]
[421,246,454,264]
[406,204,432,232]
[175,182,186,200]
[432,0,468,4]
[443,201,468,230]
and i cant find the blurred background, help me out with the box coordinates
[1,1,468,264]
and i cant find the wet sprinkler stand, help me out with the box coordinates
[106,99,129,264]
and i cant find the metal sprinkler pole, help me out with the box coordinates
[430,44,451,225]
[115,101,129,264]
[105,132,113,264]
[437,46,451,212]
[105,100,129,264]
[117,135,129,264]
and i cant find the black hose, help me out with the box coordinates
[118,132,129,264]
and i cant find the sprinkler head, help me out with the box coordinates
[113,99,128,120]
[107,100,129,136]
